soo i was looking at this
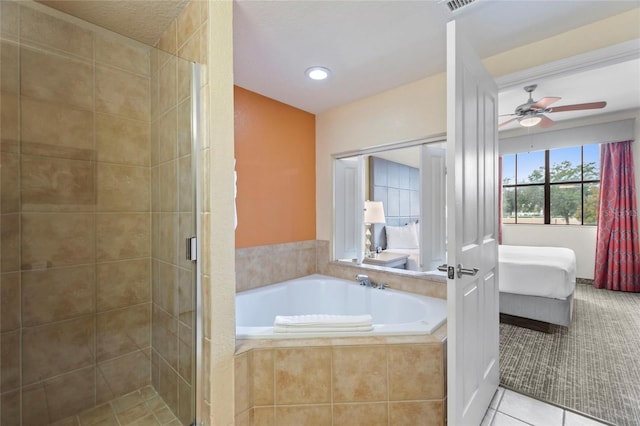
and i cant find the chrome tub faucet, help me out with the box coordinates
[356,274,373,287]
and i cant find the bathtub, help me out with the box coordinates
[236,274,447,339]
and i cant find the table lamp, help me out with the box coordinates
[364,200,386,257]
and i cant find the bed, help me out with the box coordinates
[498,245,577,328]
[371,221,421,271]
[369,155,422,271]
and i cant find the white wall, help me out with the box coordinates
[206,2,236,424]
[316,10,640,261]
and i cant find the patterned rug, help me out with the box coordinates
[499,284,640,426]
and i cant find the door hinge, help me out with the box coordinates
[186,237,197,261]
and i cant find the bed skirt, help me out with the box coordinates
[499,290,574,327]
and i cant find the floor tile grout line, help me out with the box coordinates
[490,390,610,426]
[493,410,537,426]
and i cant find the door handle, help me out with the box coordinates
[457,264,479,278]
[437,263,478,279]
[437,264,455,279]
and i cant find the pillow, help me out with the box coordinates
[385,222,419,249]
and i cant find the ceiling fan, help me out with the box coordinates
[499,84,607,128]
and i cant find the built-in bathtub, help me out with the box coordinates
[236,273,447,339]
[234,273,448,425]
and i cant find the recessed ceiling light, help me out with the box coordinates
[305,66,331,81]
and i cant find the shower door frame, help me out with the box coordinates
[190,62,204,426]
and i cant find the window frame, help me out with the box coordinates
[502,145,600,225]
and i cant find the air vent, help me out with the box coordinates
[442,0,478,13]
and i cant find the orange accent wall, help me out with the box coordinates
[234,86,316,248]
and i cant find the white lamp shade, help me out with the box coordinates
[364,201,386,224]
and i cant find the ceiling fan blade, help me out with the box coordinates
[499,113,517,117]
[499,117,518,127]
[548,101,607,113]
[531,96,561,110]
[539,115,555,128]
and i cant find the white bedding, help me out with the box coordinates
[499,245,576,300]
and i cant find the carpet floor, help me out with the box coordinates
[499,284,640,426]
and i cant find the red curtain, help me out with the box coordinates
[594,140,640,292]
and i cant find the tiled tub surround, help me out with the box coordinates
[234,240,447,424]
[235,240,318,292]
[234,332,447,426]
[235,240,446,299]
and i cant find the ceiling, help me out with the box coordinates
[233,0,639,115]
[39,0,640,127]
[37,0,189,46]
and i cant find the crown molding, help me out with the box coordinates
[496,39,640,90]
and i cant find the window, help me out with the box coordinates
[502,144,600,225]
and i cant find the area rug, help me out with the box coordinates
[499,284,640,426]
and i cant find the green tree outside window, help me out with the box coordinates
[502,146,600,225]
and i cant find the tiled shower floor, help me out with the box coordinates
[52,386,181,426]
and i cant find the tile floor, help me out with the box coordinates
[51,386,181,426]
[50,384,608,426]
[483,387,611,426]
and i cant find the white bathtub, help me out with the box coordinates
[236,274,447,339]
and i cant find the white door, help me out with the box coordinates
[334,157,364,262]
[421,144,447,271]
[446,20,500,426]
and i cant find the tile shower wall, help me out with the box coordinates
[1,2,152,424]
[151,1,208,423]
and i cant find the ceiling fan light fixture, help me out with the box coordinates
[305,66,331,81]
[519,114,542,127]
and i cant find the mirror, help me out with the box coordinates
[333,139,447,275]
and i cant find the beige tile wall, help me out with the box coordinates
[1,2,153,424]
[234,341,446,426]
[235,240,446,299]
[316,240,447,299]
[151,1,208,424]
[235,240,318,292]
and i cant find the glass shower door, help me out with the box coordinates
[150,50,200,426]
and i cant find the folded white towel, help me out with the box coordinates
[274,314,373,328]
[274,324,373,333]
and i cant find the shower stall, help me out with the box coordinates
[1,2,202,424]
